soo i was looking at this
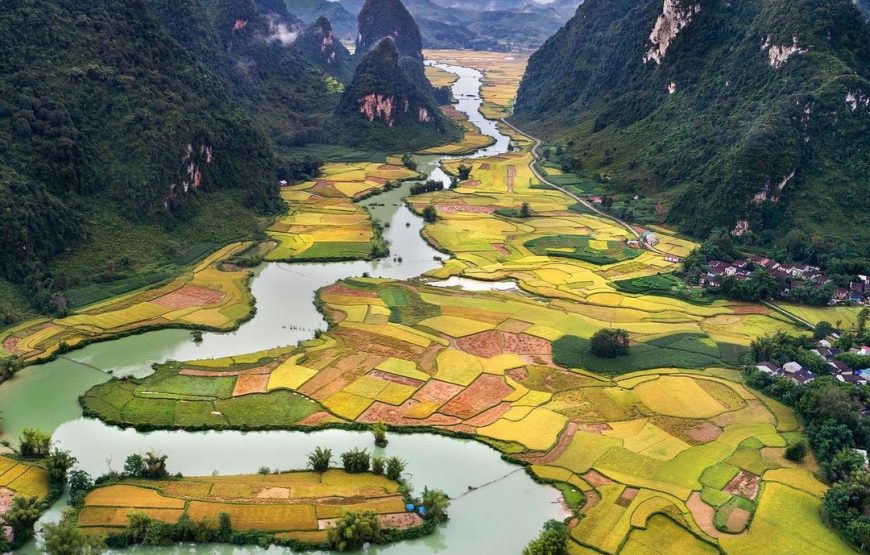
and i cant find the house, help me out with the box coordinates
[756,362,779,375]
[829,360,852,374]
[627,240,641,249]
[789,369,816,385]
[641,231,659,247]
[665,255,682,263]
[818,339,833,349]
[782,361,804,374]
[859,346,870,356]
[837,373,867,386]
[279,180,288,186]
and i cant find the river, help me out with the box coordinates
[2,62,566,554]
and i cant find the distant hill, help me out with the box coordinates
[514,0,870,255]
[294,16,355,82]
[284,0,359,39]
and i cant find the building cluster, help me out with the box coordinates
[699,255,829,289]
[756,341,870,386]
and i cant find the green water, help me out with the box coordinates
[3,63,568,554]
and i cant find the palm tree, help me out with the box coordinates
[421,487,450,523]
[307,447,332,473]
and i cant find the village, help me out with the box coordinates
[755,340,870,386]
[696,255,870,305]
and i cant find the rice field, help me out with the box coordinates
[0,456,50,500]
[265,161,420,262]
[75,469,412,542]
[0,243,255,364]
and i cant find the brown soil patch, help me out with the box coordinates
[615,487,639,508]
[380,512,424,529]
[492,243,510,256]
[506,367,529,381]
[686,422,722,444]
[457,330,552,359]
[581,490,601,513]
[499,319,532,333]
[257,487,290,499]
[298,412,333,426]
[357,401,461,427]
[686,492,726,539]
[368,370,424,388]
[298,364,348,397]
[582,471,614,487]
[519,422,579,464]
[435,203,496,214]
[0,487,14,513]
[322,283,378,298]
[463,180,481,187]
[336,328,425,358]
[479,163,490,170]
[726,508,751,532]
[418,344,442,374]
[724,471,760,500]
[152,285,224,309]
[233,374,270,396]
[577,423,612,434]
[2,337,21,355]
[440,374,514,419]
[465,402,512,426]
[413,380,463,404]
[367,176,388,184]
[730,304,769,315]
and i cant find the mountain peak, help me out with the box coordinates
[356,0,423,60]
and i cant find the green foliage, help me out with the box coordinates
[515,0,870,254]
[523,519,570,555]
[524,235,641,265]
[45,449,77,485]
[814,321,835,340]
[341,448,371,474]
[328,510,382,552]
[822,469,870,548]
[720,270,781,303]
[42,513,102,555]
[19,428,51,457]
[590,328,630,359]
[371,456,385,475]
[420,487,450,523]
[307,447,333,473]
[372,421,388,447]
[822,448,866,483]
[785,440,808,462]
[385,456,406,481]
[1,496,43,545]
[422,205,438,223]
[457,164,473,181]
[67,470,93,507]
[123,451,169,479]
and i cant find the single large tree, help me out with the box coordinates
[590,328,630,359]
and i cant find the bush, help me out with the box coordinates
[422,205,437,223]
[385,457,406,481]
[371,457,385,475]
[328,510,382,551]
[19,428,51,457]
[307,447,332,473]
[372,421,388,447]
[341,448,371,474]
[590,328,630,359]
[785,440,808,462]
[45,448,77,485]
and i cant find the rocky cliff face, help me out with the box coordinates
[334,37,455,148]
[355,0,431,93]
[295,16,354,82]
[514,0,870,252]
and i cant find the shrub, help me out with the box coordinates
[420,487,450,523]
[45,448,77,485]
[328,510,381,551]
[422,205,437,223]
[372,421,388,447]
[785,440,808,462]
[1,496,43,545]
[371,456,385,475]
[457,164,472,180]
[307,447,332,473]
[341,449,370,474]
[19,428,51,457]
[385,457,406,481]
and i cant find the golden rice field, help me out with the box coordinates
[0,456,50,502]
[423,65,459,89]
[75,469,415,542]
[75,51,864,554]
[0,243,255,364]
[417,105,496,156]
[265,160,420,262]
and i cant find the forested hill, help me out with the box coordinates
[0,0,334,318]
[514,0,870,255]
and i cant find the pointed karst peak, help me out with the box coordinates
[312,16,333,33]
[356,0,423,60]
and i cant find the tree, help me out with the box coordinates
[307,447,332,473]
[2,496,43,543]
[785,440,808,462]
[519,202,532,218]
[385,456,406,481]
[457,164,472,181]
[0,356,22,381]
[45,448,77,485]
[822,470,870,548]
[123,453,146,477]
[858,308,869,336]
[822,449,865,483]
[401,153,417,171]
[371,421,388,447]
[328,510,381,551]
[67,470,93,507]
[590,329,630,359]
[218,512,232,541]
[371,456,385,475]
[808,419,855,462]
[422,205,437,223]
[420,487,450,522]
[42,514,102,555]
[142,451,169,479]
[814,321,834,340]
[523,519,570,555]
[341,448,370,474]
[19,428,51,457]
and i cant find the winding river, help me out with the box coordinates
[3,63,567,554]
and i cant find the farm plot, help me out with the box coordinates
[265,161,419,262]
[0,243,255,364]
[75,469,411,543]
[0,456,50,502]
